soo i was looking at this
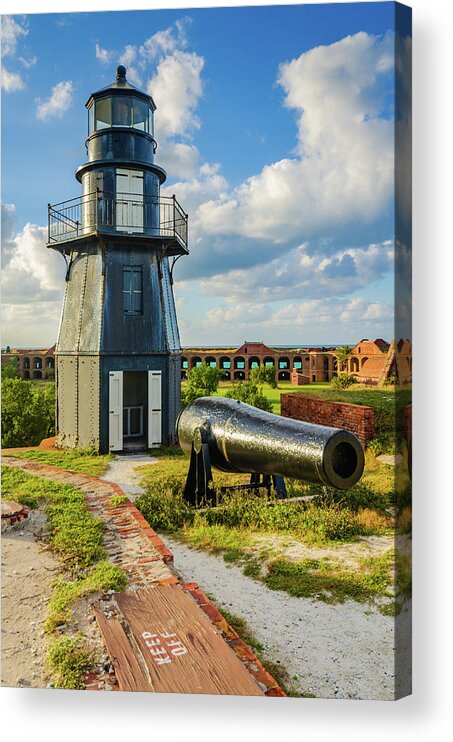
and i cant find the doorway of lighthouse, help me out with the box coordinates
[108,370,162,451]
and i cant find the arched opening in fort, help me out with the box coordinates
[350,357,359,373]
[222,371,231,380]
[234,356,245,370]
[33,370,42,379]
[278,370,290,381]
[33,357,42,369]
[361,357,369,368]
[181,357,188,370]
[205,356,217,368]
[23,357,30,369]
[278,357,290,370]
[24,370,30,379]
[248,356,260,369]
[234,370,246,380]
[181,370,187,380]
[293,356,302,370]
[46,357,55,369]
[220,356,231,370]
[191,356,202,368]
[263,356,275,367]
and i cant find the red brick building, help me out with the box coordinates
[181,341,338,383]
[347,338,412,385]
[1,345,56,380]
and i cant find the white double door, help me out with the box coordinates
[116,168,144,233]
[108,370,162,451]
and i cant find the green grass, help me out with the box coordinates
[261,550,394,610]
[4,448,114,477]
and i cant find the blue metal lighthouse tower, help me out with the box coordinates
[47,66,188,452]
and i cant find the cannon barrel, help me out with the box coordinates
[177,397,364,490]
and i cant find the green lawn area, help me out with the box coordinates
[2,449,114,477]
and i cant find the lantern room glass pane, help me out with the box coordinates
[132,99,148,131]
[88,103,94,135]
[112,96,131,127]
[149,108,154,137]
[95,97,111,130]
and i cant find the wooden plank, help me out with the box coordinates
[115,587,264,696]
[93,604,153,692]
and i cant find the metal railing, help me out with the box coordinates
[48,190,188,249]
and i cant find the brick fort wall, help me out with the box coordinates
[280,394,375,447]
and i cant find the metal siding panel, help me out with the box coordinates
[78,357,100,448]
[79,251,103,351]
[55,356,78,447]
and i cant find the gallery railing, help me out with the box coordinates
[48,190,188,249]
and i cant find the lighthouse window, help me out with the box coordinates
[88,103,94,135]
[112,96,131,127]
[95,97,111,130]
[123,266,143,315]
[132,99,148,131]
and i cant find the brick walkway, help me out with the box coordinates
[2,455,285,697]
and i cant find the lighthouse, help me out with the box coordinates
[47,66,188,452]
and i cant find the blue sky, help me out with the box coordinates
[1,2,407,348]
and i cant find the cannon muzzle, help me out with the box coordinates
[177,396,364,490]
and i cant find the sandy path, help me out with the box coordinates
[1,510,61,688]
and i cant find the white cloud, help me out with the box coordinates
[139,17,190,61]
[1,207,66,346]
[1,16,28,91]
[36,80,74,120]
[197,240,394,303]
[95,42,113,65]
[19,55,37,68]
[1,16,28,58]
[1,67,24,92]
[196,32,394,244]
[149,50,204,139]
[202,296,393,339]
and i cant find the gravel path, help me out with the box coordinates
[101,454,396,700]
[164,536,395,700]
[102,454,155,499]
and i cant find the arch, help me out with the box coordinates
[205,356,217,368]
[33,370,42,379]
[311,357,316,368]
[181,356,189,369]
[33,357,42,369]
[278,356,290,369]
[181,370,187,380]
[248,356,260,369]
[234,370,245,381]
[263,356,275,367]
[234,356,245,370]
[222,371,231,381]
[23,356,30,369]
[23,370,30,379]
[278,370,290,381]
[361,356,369,368]
[46,357,55,368]
[350,357,359,373]
[293,356,303,370]
[191,356,202,368]
[323,356,330,371]
[219,356,231,369]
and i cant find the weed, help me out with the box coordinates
[45,561,127,632]
[46,633,94,689]
[109,494,128,507]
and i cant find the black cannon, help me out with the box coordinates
[177,397,364,506]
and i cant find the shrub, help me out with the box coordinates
[331,373,357,390]
[181,364,224,407]
[1,378,55,448]
[249,365,277,389]
[224,380,273,412]
[136,474,193,531]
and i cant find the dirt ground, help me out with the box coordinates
[1,508,60,688]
